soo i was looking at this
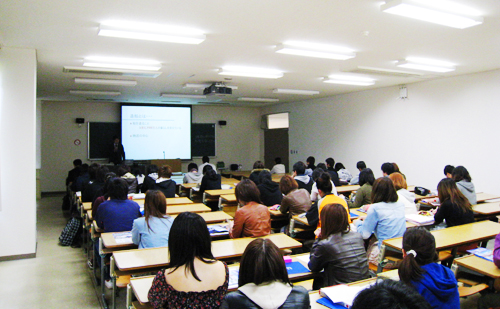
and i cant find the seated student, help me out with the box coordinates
[150,165,176,198]
[477,232,500,309]
[229,179,270,238]
[305,156,316,176]
[444,165,455,178]
[198,155,217,174]
[199,165,222,193]
[133,167,145,193]
[347,168,374,209]
[316,173,350,230]
[278,175,311,217]
[292,161,314,193]
[141,164,159,193]
[148,212,228,309]
[349,161,366,185]
[132,190,174,249]
[381,162,395,177]
[71,163,89,192]
[452,165,477,205]
[117,164,138,194]
[248,161,269,185]
[355,177,406,265]
[256,170,282,206]
[270,157,286,174]
[91,172,116,220]
[308,203,369,289]
[335,162,353,183]
[183,162,203,184]
[311,168,337,202]
[66,159,82,187]
[399,228,459,308]
[351,279,432,309]
[221,238,310,309]
[82,164,109,203]
[431,178,474,227]
[325,157,341,186]
[95,178,141,232]
[389,172,417,215]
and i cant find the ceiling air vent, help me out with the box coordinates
[63,66,162,78]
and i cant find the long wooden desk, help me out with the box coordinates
[203,189,235,203]
[164,203,211,215]
[336,185,360,194]
[128,252,314,307]
[218,194,238,210]
[453,255,500,279]
[473,202,500,216]
[113,233,301,272]
[379,220,500,273]
[476,192,500,203]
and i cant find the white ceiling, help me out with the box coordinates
[1,0,499,106]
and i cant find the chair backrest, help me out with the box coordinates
[217,161,225,169]
[230,164,239,171]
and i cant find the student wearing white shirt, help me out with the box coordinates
[270,157,286,174]
[198,155,217,174]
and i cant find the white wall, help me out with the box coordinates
[261,69,500,195]
[0,47,37,258]
[41,103,262,192]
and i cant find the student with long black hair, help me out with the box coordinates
[132,190,173,249]
[432,178,474,227]
[148,212,228,308]
[221,238,310,309]
[398,227,459,308]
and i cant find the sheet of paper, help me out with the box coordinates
[113,231,132,244]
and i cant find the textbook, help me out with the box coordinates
[420,197,440,207]
[467,247,494,262]
[318,283,372,308]
[405,213,435,226]
[207,225,229,236]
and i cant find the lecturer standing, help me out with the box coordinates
[109,136,125,165]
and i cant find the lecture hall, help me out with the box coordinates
[1,0,500,308]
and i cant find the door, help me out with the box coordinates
[264,129,289,173]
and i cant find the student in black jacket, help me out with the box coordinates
[257,170,282,206]
[150,165,176,198]
[199,165,221,193]
[325,157,341,187]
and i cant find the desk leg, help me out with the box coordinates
[289,218,295,238]
[218,197,222,211]
[126,283,132,309]
[202,192,206,204]
[189,188,193,200]
[99,238,109,309]
[377,244,386,274]
[110,256,116,309]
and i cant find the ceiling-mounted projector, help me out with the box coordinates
[203,83,232,96]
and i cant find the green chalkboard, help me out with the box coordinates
[192,123,216,157]
[88,122,121,160]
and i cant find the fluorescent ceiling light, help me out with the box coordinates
[396,57,455,72]
[323,75,375,86]
[381,0,483,29]
[70,90,121,96]
[83,56,162,71]
[183,83,238,90]
[273,88,319,95]
[219,66,283,79]
[74,78,137,86]
[160,93,207,99]
[98,21,206,44]
[276,41,356,60]
[237,97,279,102]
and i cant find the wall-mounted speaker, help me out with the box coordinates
[76,118,85,124]
[218,120,227,126]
